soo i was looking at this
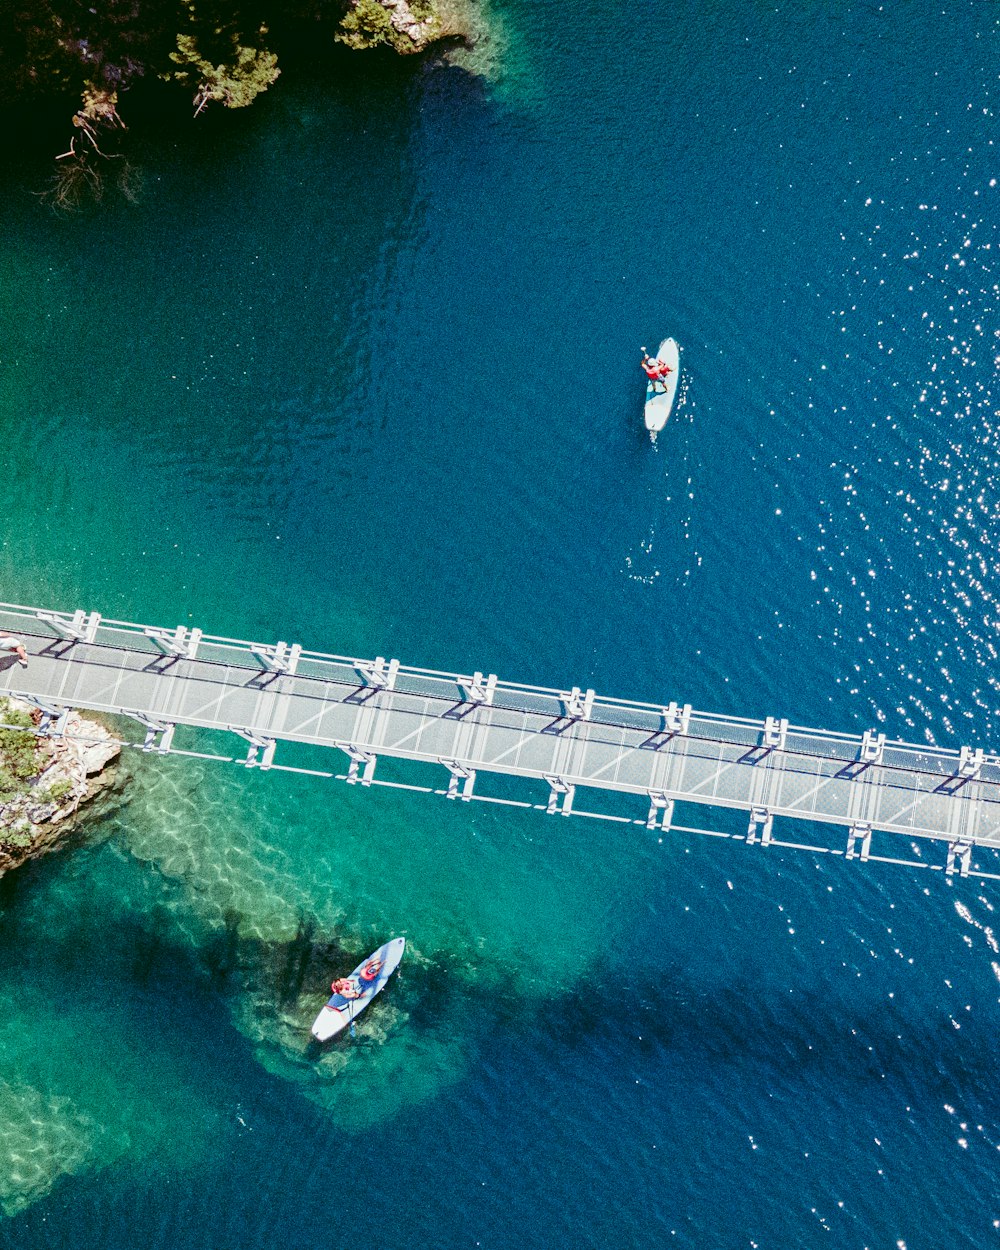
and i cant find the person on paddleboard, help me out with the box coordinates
[641,347,673,392]
[332,977,361,998]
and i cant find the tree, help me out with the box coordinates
[44,84,135,210]
[337,0,440,55]
[165,6,280,115]
[337,0,395,50]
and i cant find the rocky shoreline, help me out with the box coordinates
[0,699,122,877]
[11,0,483,209]
[339,0,471,54]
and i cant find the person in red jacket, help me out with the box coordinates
[641,347,673,391]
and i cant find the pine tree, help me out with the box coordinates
[165,4,279,114]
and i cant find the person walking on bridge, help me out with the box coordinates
[0,635,28,667]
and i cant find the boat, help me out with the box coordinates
[310,937,405,1041]
[643,337,680,433]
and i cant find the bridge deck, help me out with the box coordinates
[0,603,997,865]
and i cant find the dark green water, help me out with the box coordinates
[3,2,1000,1246]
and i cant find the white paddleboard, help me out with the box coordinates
[643,337,680,433]
[310,937,405,1041]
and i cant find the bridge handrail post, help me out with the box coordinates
[20,695,69,737]
[250,641,302,676]
[143,625,204,660]
[562,687,595,721]
[663,702,692,735]
[846,821,872,861]
[859,730,886,765]
[229,726,277,769]
[129,712,176,755]
[646,791,674,831]
[440,759,476,800]
[35,609,100,644]
[544,775,575,816]
[946,839,973,878]
[763,717,788,750]
[355,657,398,691]
[746,806,773,846]
[959,746,985,779]
[462,672,497,707]
[337,743,376,786]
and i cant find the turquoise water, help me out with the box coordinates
[3,1,1000,1245]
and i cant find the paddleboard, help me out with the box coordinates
[310,937,405,1041]
[643,337,680,433]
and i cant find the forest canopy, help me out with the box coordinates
[2,0,457,204]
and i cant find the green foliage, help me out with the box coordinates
[0,701,40,800]
[337,0,395,51]
[166,14,280,110]
[0,769,20,803]
[337,0,439,53]
[35,778,73,806]
[3,0,452,136]
[0,698,34,734]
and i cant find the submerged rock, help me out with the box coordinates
[0,1082,102,1217]
[215,919,483,1132]
[0,699,122,877]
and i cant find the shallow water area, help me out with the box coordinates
[3,0,1000,1245]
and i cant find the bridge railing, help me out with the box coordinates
[0,599,995,787]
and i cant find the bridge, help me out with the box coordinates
[0,600,998,883]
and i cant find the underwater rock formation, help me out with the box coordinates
[0,1082,102,1217]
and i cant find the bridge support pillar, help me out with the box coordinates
[441,760,476,800]
[132,713,176,755]
[545,776,575,816]
[746,807,773,846]
[846,821,872,861]
[143,625,203,660]
[461,672,497,707]
[251,641,302,676]
[230,728,276,769]
[561,688,595,722]
[19,695,69,737]
[763,717,788,749]
[860,729,886,765]
[937,746,986,795]
[647,792,674,831]
[946,839,973,878]
[643,702,691,750]
[339,744,376,786]
[36,608,100,644]
[958,746,985,779]
[356,657,399,691]
[663,702,692,735]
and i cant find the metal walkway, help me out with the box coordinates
[0,601,998,880]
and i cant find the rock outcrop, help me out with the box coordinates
[338,0,471,54]
[0,700,122,877]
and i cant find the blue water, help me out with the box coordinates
[3,0,1000,1245]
